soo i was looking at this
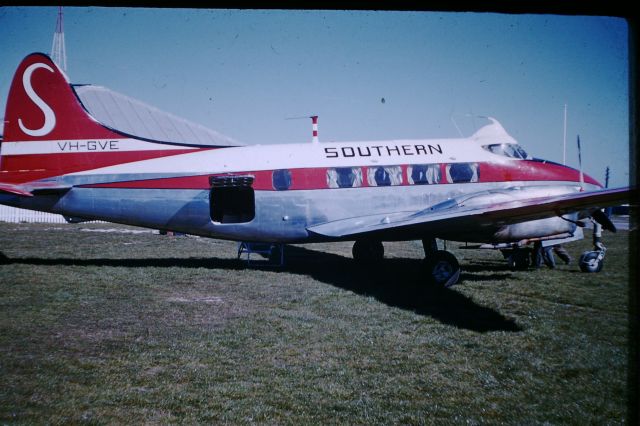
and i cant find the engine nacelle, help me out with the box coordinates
[493,214,578,242]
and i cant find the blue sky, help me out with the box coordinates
[0,7,630,187]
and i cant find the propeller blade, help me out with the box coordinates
[577,135,584,189]
[592,209,616,233]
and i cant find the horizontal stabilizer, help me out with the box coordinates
[0,183,33,197]
[0,181,71,197]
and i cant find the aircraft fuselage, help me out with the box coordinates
[0,137,599,244]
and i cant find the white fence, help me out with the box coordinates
[0,205,67,223]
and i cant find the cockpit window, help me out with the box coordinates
[482,143,529,159]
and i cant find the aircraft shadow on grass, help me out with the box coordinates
[0,246,521,333]
[284,246,521,333]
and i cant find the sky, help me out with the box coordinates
[0,7,630,187]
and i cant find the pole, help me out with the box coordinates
[51,6,67,72]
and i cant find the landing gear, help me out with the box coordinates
[578,220,615,272]
[504,247,531,270]
[579,220,606,273]
[237,242,284,266]
[422,238,461,287]
[350,238,462,286]
[352,239,384,263]
[424,250,461,287]
[579,249,605,273]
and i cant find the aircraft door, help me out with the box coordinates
[209,175,255,223]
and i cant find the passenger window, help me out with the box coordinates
[327,167,363,188]
[374,167,391,186]
[446,163,479,183]
[408,164,440,185]
[367,166,403,186]
[272,169,292,190]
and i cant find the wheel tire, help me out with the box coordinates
[352,240,384,263]
[269,245,283,265]
[424,250,461,287]
[507,248,531,270]
[579,251,604,273]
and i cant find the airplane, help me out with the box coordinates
[0,52,633,286]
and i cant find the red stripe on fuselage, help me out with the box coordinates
[479,160,599,186]
[0,149,209,184]
[81,159,601,191]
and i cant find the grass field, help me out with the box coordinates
[0,222,633,424]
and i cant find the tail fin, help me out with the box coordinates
[1,53,202,184]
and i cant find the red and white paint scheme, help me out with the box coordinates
[0,53,631,285]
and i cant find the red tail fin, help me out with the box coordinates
[3,53,120,142]
[1,53,201,184]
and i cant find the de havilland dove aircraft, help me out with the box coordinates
[0,53,632,286]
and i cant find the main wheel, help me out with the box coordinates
[352,240,384,263]
[424,250,461,287]
[507,247,531,270]
[269,245,283,265]
[579,251,604,273]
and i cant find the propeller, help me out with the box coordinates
[577,135,584,191]
[592,208,616,233]
[576,135,616,243]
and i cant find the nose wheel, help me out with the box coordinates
[579,242,606,273]
[579,219,608,273]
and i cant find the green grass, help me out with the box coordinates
[0,222,632,424]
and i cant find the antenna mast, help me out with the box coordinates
[51,6,67,72]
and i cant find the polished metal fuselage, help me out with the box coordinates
[1,177,593,244]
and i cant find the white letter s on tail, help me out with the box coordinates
[18,63,56,137]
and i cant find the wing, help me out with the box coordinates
[307,186,633,240]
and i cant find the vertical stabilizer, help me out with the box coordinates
[1,53,203,184]
[3,53,119,143]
